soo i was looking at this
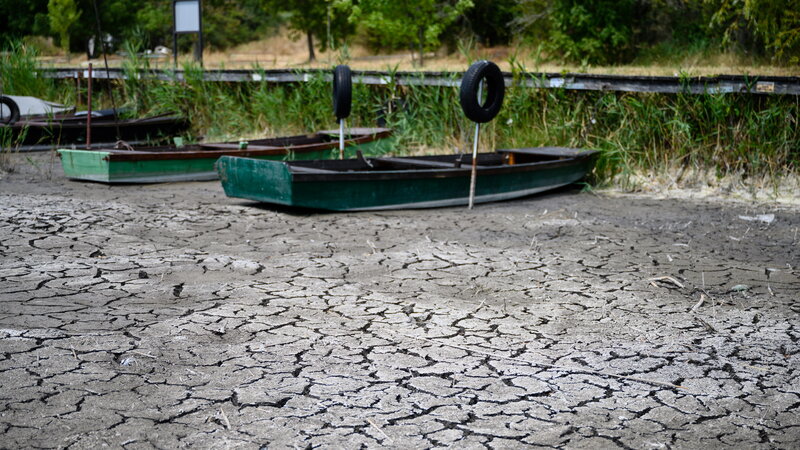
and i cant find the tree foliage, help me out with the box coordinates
[6,0,279,53]
[707,0,800,64]
[2,0,798,66]
[463,0,516,47]
[262,0,355,61]
[48,0,81,53]
[515,0,640,65]
[550,0,637,64]
[346,0,473,66]
[0,0,50,46]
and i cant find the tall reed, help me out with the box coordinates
[4,41,796,185]
[115,71,800,182]
[0,41,58,98]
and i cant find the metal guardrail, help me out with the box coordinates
[38,68,800,95]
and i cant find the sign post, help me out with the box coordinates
[173,0,203,67]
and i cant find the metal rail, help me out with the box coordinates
[38,67,800,95]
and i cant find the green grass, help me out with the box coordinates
[492,83,799,186]
[1,41,57,97]
[2,42,797,187]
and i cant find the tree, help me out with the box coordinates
[462,0,516,47]
[48,0,81,57]
[263,0,355,62]
[706,0,800,64]
[52,0,278,56]
[0,0,50,45]
[347,0,474,66]
[512,0,639,65]
[549,0,637,65]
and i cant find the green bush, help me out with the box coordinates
[547,0,637,65]
[707,0,800,64]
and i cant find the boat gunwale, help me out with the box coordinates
[7,113,186,129]
[275,148,598,182]
[57,128,392,162]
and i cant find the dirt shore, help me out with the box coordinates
[1,153,798,448]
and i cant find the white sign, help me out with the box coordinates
[175,0,201,33]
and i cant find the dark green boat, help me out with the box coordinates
[216,147,598,211]
[57,127,393,184]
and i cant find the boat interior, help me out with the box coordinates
[82,132,344,153]
[287,147,592,173]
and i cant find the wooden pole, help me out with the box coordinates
[197,0,204,67]
[468,80,483,209]
[86,63,92,149]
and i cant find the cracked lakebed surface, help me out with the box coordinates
[1,154,799,448]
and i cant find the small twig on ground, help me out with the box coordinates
[367,418,392,443]
[694,317,717,333]
[528,236,537,251]
[649,276,685,289]
[219,406,231,430]
[690,293,707,313]
[131,350,157,359]
[395,332,687,391]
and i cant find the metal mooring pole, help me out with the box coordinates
[339,118,345,159]
[468,80,483,209]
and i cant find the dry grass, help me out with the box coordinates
[608,167,800,207]
[39,28,800,76]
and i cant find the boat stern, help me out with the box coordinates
[57,149,113,183]
[216,156,295,205]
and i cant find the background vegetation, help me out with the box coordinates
[3,43,797,188]
[1,2,797,189]
[1,0,798,66]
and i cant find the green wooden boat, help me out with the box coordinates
[216,147,598,211]
[57,127,393,183]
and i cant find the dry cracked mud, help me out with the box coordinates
[1,153,799,448]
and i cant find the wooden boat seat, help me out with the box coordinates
[290,165,340,174]
[198,143,280,151]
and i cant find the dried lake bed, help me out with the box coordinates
[1,153,798,448]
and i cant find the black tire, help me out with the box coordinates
[459,60,505,123]
[333,65,352,120]
[0,96,20,125]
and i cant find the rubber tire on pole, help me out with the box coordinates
[0,96,20,125]
[459,60,505,123]
[333,65,352,120]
